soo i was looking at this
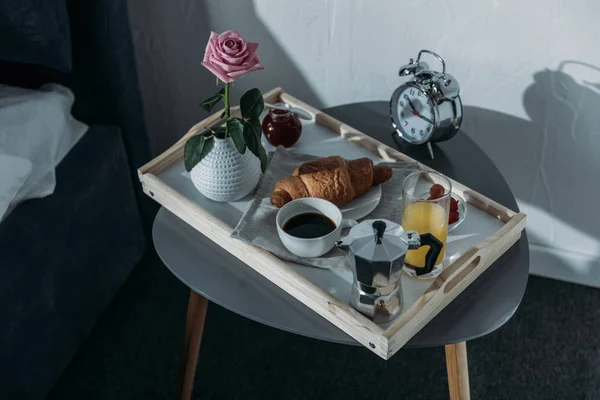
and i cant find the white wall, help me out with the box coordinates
[130,0,600,288]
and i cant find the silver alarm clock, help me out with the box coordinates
[390,50,462,159]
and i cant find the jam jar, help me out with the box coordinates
[262,105,302,147]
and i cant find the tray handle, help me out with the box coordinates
[440,212,527,294]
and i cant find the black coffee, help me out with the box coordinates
[283,213,336,239]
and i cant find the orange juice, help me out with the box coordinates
[402,201,448,267]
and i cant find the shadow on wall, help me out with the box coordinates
[463,61,600,285]
[129,0,321,155]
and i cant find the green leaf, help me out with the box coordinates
[258,143,268,172]
[243,120,268,172]
[200,88,225,112]
[213,126,226,139]
[249,117,262,135]
[243,121,261,155]
[240,88,264,119]
[184,135,215,172]
[184,135,204,171]
[227,118,246,154]
[202,136,215,158]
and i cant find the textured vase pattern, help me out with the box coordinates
[190,137,261,202]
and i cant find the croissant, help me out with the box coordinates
[270,156,393,208]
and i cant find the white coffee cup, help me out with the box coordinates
[276,198,357,258]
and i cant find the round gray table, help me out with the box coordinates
[154,101,529,400]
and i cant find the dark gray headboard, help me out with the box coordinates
[0,0,71,72]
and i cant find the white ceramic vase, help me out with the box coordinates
[189,136,261,202]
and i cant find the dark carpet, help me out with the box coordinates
[47,249,600,400]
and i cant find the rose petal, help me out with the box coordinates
[224,40,239,54]
[203,32,220,63]
[223,41,242,55]
[228,63,264,78]
[245,41,258,55]
[219,30,241,40]
[205,43,218,63]
[220,33,245,53]
[231,41,248,57]
[215,49,248,66]
[228,55,264,78]
[209,54,250,71]
[231,42,256,60]
[211,49,228,63]
[217,30,242,49]
[224,40,242,53]
[201,60,234,83]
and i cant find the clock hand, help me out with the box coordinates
[419,115,434,124]
[407,98,417,112]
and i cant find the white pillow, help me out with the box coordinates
[0,155,32,219]
[0,83,88,220]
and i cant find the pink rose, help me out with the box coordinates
[201,30,264,83]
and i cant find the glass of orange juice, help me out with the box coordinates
[402,171,451,279]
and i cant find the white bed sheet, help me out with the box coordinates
[0,83,88,220]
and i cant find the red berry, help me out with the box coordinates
[429,184,445,199]
[449,211,459,224]
[450,197,459,211]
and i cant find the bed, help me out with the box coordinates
[0,1,154,398]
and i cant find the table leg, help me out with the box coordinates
[179,290,209,400]
[445,341,471,400]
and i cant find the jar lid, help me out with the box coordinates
[344,219,409,262]
[268,102,293,116]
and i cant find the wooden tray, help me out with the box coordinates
[138,87,526,360]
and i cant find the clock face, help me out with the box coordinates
[393,86,436,143]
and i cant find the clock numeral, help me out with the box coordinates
[403,94,409,100]
[410,89,415,96]
[399,101,404,107]
[420,130,424,136]
[400,111,404,118]
[411,127,415,134]
[404,120,408,126]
